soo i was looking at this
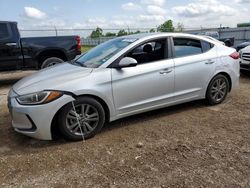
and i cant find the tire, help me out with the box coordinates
[41,57,64,69]
[58,97,105,141]
[206,74,229,105]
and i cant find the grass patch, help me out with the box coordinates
[81,45,95,53]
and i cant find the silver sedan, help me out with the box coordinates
[8,33,240,141]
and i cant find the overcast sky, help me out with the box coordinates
[1,0,250,34]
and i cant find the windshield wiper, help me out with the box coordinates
[73,60,86,67]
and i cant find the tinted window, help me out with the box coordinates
[201,40,213,53]
[0,23,9,39]
[126,39,167,64]
[173,38,202,58]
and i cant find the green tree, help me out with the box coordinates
[105,32,116,37]
[157,20,175,32]
[134,30,141,34]
[90,27,103,38]
[176,23,184,32]
[149,28,156,33]
[117,29,128,36]
[128,30,141,35]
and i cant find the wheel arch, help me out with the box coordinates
[50,94,111,140]
[37,48,68,68]
[207,72,232,93]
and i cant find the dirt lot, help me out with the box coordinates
[0,71,250,188]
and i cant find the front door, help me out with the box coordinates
[111,38,175,116]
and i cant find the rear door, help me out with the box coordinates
[111,38,175,116]
[172,37,217,100]
[0,22,22,71]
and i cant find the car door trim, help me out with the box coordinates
[159,68,173,74]
[205,59,215,64]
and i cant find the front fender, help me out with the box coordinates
[72,89,116,122]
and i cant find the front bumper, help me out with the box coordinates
[240,60,250,71]
[8,90,74,140]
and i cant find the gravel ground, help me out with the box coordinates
[0,71,250,187]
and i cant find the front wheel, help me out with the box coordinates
[58,97,105,141]
[206,74,229,105]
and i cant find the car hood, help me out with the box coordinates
[241,45,250,53]
[13,63,93,95]
[238,42,250,47]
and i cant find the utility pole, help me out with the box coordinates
[127,25,130,34]
[54,26,58,36]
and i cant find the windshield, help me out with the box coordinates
[75,37,137,68]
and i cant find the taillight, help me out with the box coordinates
[76,36,81,51]
[229,52,240,60]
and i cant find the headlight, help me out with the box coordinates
[16,91,63,105]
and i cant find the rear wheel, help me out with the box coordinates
[58,97,105,141]
[206,74,229,105]
[41,57,64,69]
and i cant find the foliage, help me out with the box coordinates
[157,20,175,32]
[90,27,103,38]
[105,32,116,37]
[89,19,185,38]
[133,30,141,34]
[117,29,128,36]
[149,28,156,33]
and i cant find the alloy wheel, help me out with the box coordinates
[66,104,99,136]
[210,78,227,102]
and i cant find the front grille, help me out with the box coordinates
[242,53,250,62]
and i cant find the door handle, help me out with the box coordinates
[6,43,17,46]
[159,68,173,74]
[205,60,215,65]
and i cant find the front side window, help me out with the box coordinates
[173,38,202,58]
[75,37,137,68]
[0,23,9,39]
[126,39,167,64]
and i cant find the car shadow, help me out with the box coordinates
[0,71,35,87]
[0,78,21,87]
[1,99,206,156]
[241,70,250,77]
[101,100,205,134]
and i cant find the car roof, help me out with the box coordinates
[123,32,211,39]
[121,32,212,42]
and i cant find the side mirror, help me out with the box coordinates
[118,57,137,68]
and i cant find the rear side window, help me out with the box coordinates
[201,40,214,53]
[0,23,9,39]
[173,38,202,58]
